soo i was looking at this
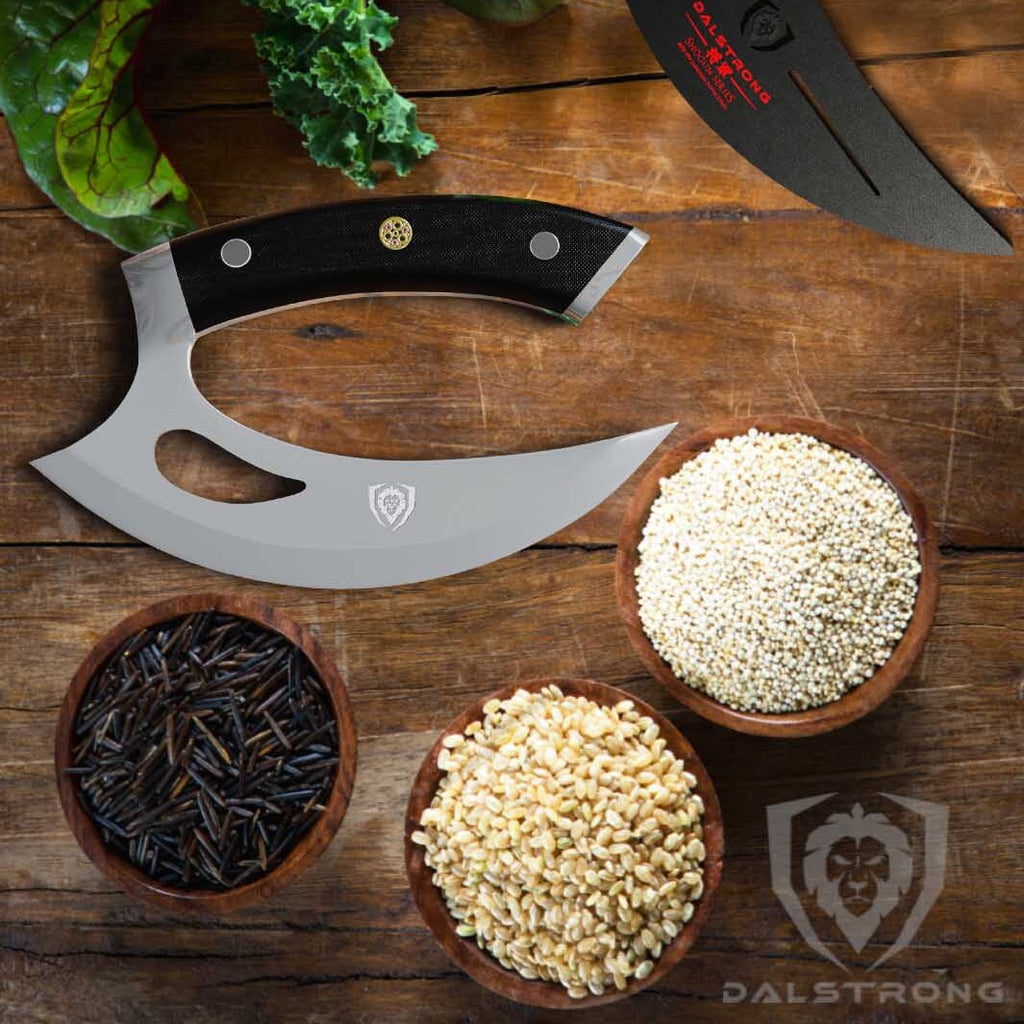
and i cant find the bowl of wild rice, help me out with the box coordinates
[54,593,357,914]
[616,416,939,737]
[405,678,724,1008]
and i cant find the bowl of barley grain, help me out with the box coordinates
[405,678,724,1008]
[616,416,939,738]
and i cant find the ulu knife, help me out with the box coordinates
[33,196,673,589]
[627,0,1012,255]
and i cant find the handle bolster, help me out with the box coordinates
[565,227,649,325]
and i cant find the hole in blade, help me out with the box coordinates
[156,430,305,504]
[789,70,881,197]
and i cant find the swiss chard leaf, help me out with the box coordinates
[246,0,437,189]
[55,0,192,219]
[0,0,195,251]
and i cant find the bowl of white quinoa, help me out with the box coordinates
[616,417,939,737]
[404,678,724,1008]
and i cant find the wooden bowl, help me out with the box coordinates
[54,593,358,915]
[616,416,939,738]
[404,677,724,1009]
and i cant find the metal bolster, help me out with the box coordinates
[563,227,650,325]
[121,243,197,352]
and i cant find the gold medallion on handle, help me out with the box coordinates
[379,216,413,250]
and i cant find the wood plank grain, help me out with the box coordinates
[0,948,1020,1023]
[0,547,1021,1021]
[2,547,1020,792]
[4,52,1022,215]
[158,55,1024,217]
[1,206,1020,548]
[130,0,1024,108]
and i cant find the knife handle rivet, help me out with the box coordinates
[529,231,560,260]
[220,238,252,269]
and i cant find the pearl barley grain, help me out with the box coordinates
[413,686,706,998]
[635,430,921,713]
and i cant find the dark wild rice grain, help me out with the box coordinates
[68,612,338,890]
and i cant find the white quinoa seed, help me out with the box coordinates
[413,685,706,997]
[635,430,921,713]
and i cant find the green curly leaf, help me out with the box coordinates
[0,0,195,251]
[246,0,437,189]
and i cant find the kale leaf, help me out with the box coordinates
[246,0,437,189]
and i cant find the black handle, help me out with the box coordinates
[168,196,644,332]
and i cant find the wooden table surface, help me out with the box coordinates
[1,0,1022,1020]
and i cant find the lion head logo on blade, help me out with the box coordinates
[803,803,914,954]
[369,483,416,531]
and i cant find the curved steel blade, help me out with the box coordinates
[627,0,1011,255]
[33,421,674,588]
[32,245,674,588]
